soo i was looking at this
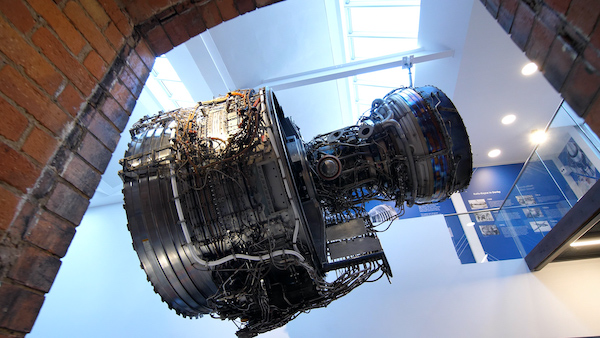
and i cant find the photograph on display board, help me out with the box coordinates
[529,220,552,232]
[468,199,488,210]
[558,137,599,195]
[475,211,494,222]
[516,195,536,205]
[479,224,500,236]
[523,207,544,218]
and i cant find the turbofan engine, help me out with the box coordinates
[120,86,472,337]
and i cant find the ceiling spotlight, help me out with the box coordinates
[530,129,547,144]
[521,62,538,75]
[488,149,501,158]
[501,114,516,125]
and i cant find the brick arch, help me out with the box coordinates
[0,1,280,336]
[0,0,599,336]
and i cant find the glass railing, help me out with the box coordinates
[445,101,600,263]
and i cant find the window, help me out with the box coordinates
[338,0,421,120]
[146,55,195,111]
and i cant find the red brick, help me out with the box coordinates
[80,0,111,28]
[177,6,206,39]
[21,127,58,165]
[8,246,61,293]
[256,0,281,8]
[566,0,600,35]
[584,44,600,71]
[0,97,29,142]
[0,185,20,231]
[110,80,136,113]
[0,17,63,95]
[163,15,191,47]
[144,24,173,56]
[7,200,35,240]
[83,109,121,151]
[119,66,143,99]
[24,210,76,257]
[84,50,108,81]
[545,0,571,15]
[0,143,40,193]
[127,49,149,81]
[544,35,578,91]
[45,182,90,225]
[586,94,600,135]
[200,1,223,29]
[78,132,112,172]
[135,40,156,71]
[64,1,116,64]
[124,0,170,24]
[526,18,556,69]
[497,0,519,33]
[32,27,97,97]
[61,154,101,198]
[511,3,535,51]
[591,24,600,50]
[216,0,239,21]
[0,66,71,136]
[562,48,600,115]
[57,83,85,117]
[0,0,36,34]
[0,283,45,333]
[99,96,129,131]
[97,0,133,37]
[539,4,564,31]
[104,22,125,50]
[26,0,87,55]
[235,0,256,15]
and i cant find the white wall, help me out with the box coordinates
[30,204,600,337]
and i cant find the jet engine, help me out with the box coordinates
[120,86,472,337]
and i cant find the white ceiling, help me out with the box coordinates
[90,0,562,207]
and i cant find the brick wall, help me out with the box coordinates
[480,0,600,136]
[0,1,279,336]
[0,0,598,336]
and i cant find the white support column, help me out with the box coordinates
[260,48,454,91]
[450,192,488,263]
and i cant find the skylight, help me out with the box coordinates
[145,55,195,111]
[338,0,421,120]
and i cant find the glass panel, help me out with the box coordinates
[444,100,600,263]
[356,67,412,88]
[356,84,395,103]
[152,57,180,81]
[351,37,418,59]
[161,80,194,102]
[348,6,420,36]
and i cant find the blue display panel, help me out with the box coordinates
[459,164,523,260]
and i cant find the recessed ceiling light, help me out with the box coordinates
[521,62,538,75]
[501,114,516,124]
[466,222,475,227]
[530,129,547,144]
[488,149,501,158]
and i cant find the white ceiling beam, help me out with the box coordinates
[260,48,454,91]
